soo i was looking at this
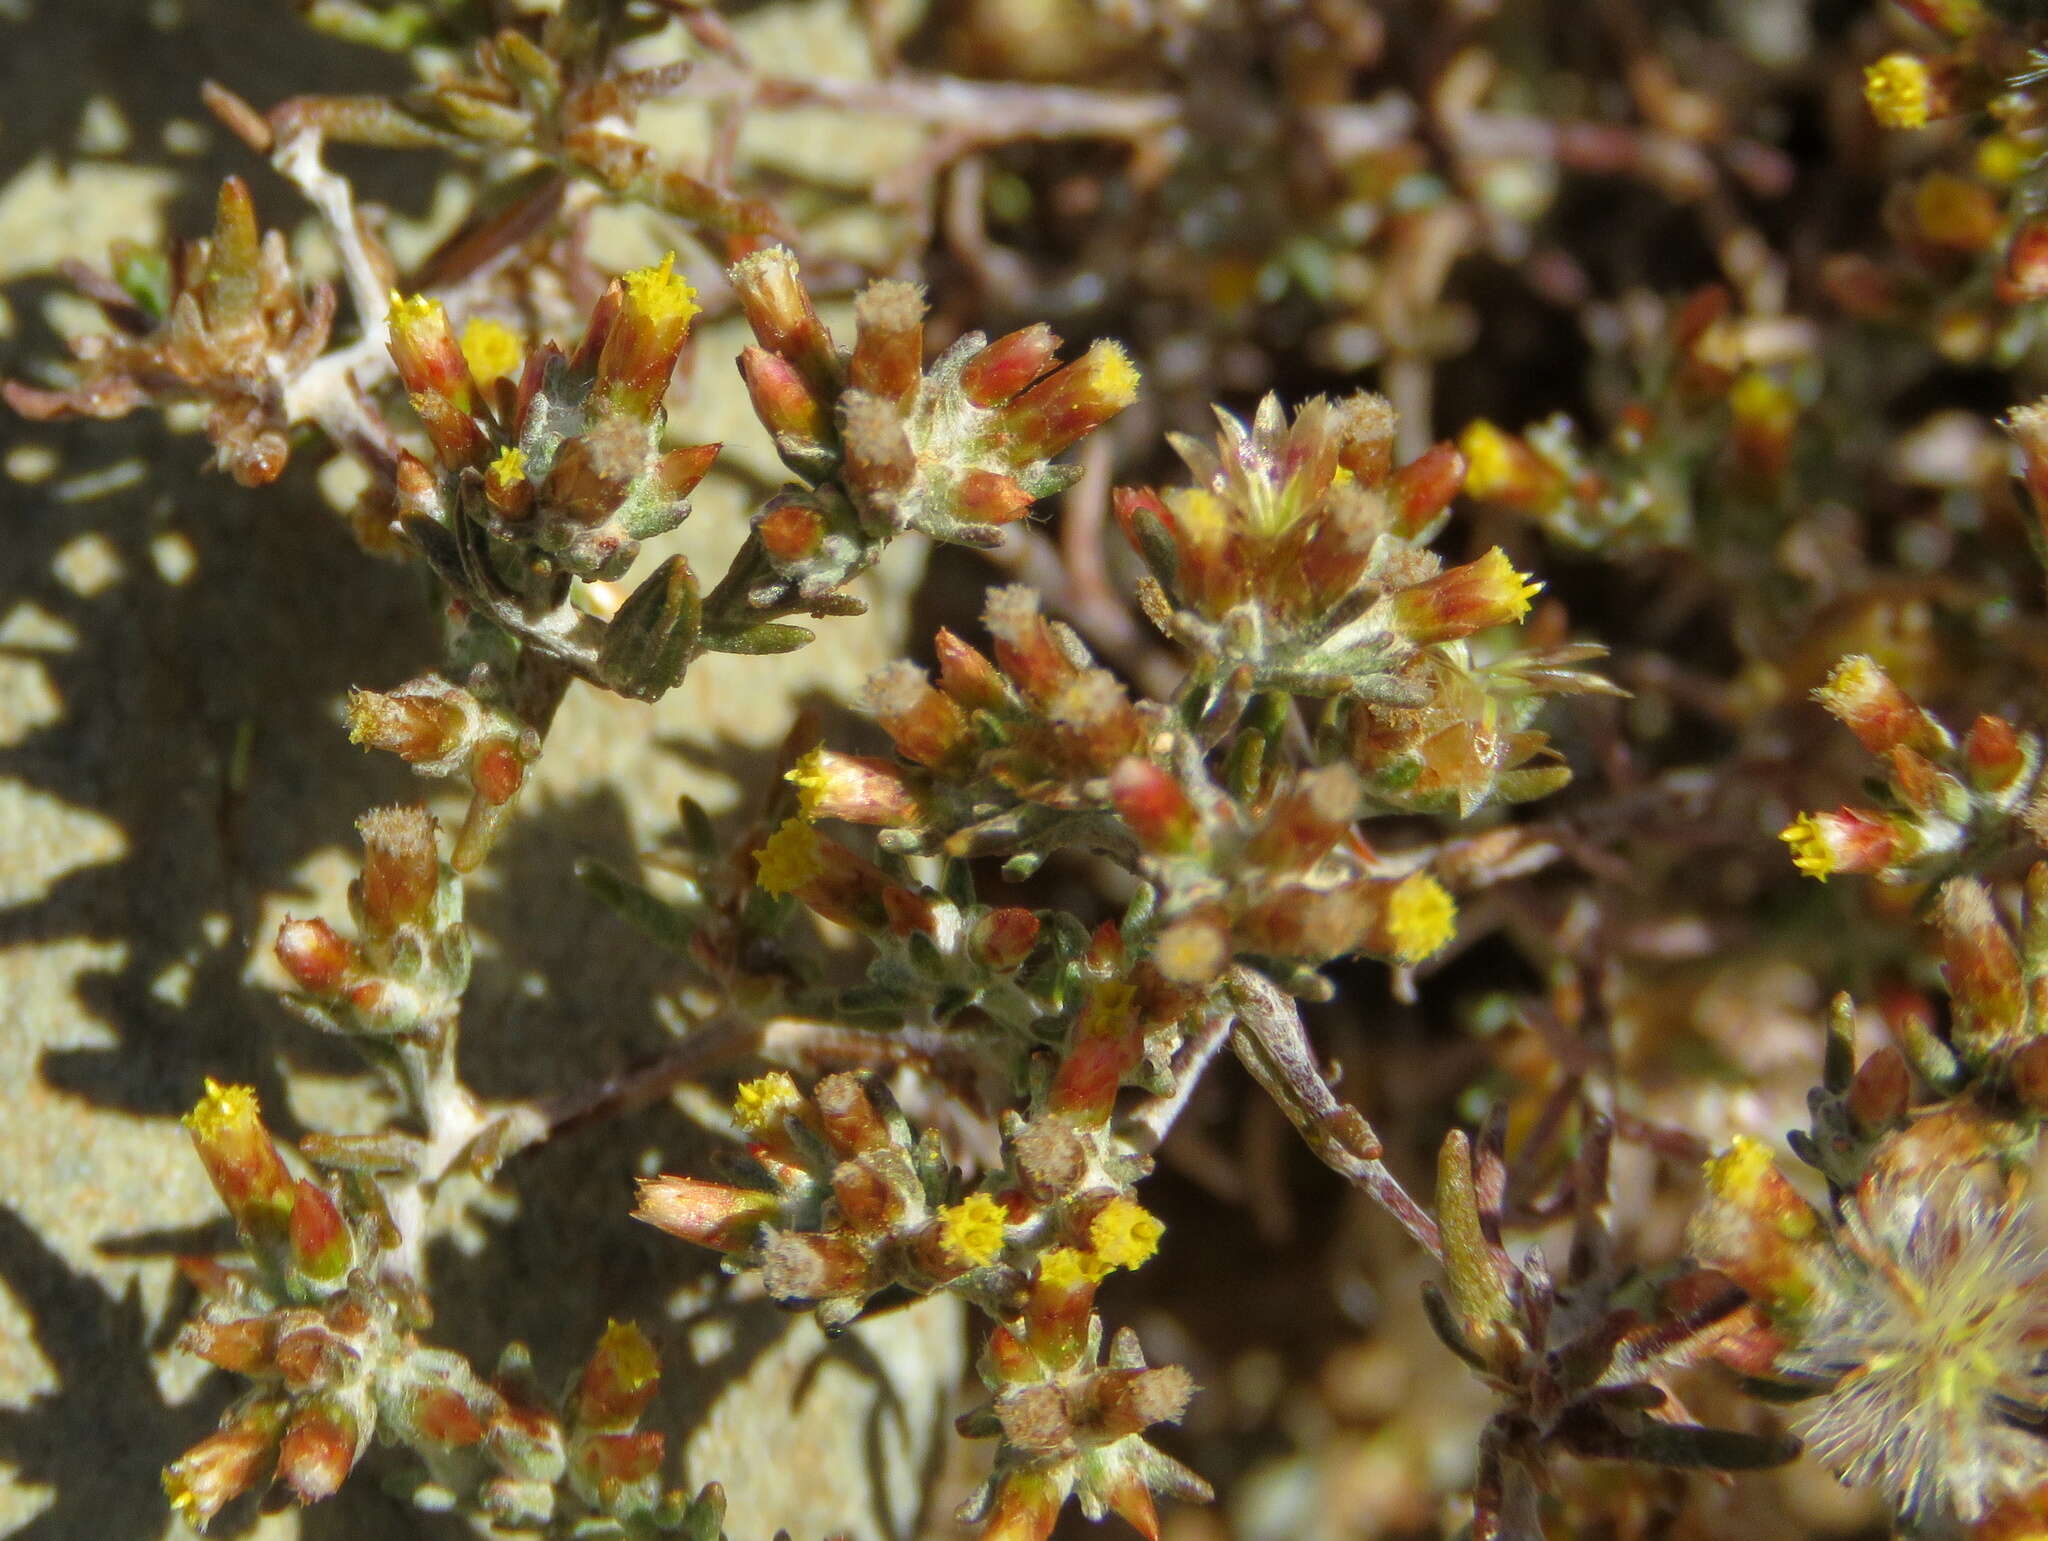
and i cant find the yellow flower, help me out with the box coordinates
[595,1319,660,1395]
[1387,873,1457,965]
[1863,54,1933,131]
[460,316,524,389]
[1089,1195,1164,1271]
[1780,814,1837,880]
[620,251,700,332]
[731,1071,803,1134]
[938,1192,1009,1266]
[1457,419,1518,500]
[755,817,825,896]
[184,1076,261,1143]
[1038,1246,1105,1289]
[1086,339,1141,410]
[785,748,830,821]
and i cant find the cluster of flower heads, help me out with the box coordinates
[1778,652,2043,885]
[1,177,334,487]
[1117,393,1608,818]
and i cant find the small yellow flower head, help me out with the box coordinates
[1089,1195,1164,1271]
[1729,370,1796,434]
[620,251,701,333]
[786,748,831,821]
[460,316,525,389]
[731,1070,804,1135]
[597,1318,661,1395]
[1087,338,1142,411]
[1864,54,1934,131]
[1387,872,1458,965]
[1038,1246,1105,1290]
[1977,135,2031,186]
[488,443,526,486]
[185,1076,260,1143]
[1780,814,1838,880]
[755,817,825,896]
[1457,419,1518,500]
[938,1191,1009,1267]
[1705,1134,1779,1203]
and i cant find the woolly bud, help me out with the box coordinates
[850,279,927,407]
[1813,655,1949,758]
[864,661,972,768]
[728,246,837,391]
[959,323,1060,407]
[633,1175,779,1253]
[276,917,357,996]
[355,805,440,937]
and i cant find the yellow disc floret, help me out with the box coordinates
[785,748,830,821]
[184,1076,260,1140]
[1864,54,1933,131]
[1780,814,1837,880]
[938,1191,1010,1266]
[1457,419,1518,500]
[621,251,701,331]
[1089,1195,1164,1271]
[1037,1246,1104,1290]
[460,316,525,388]
[1387,872,1458,965]
[755,817,826,896]
[732,1070,803,1134]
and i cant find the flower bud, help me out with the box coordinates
[1456,420,1564,510]
[971,908,1041,972]
[739,345,832,459]
[355,804,441,937]
[960,323,1061,407]
[983,585,1077,705]
[787,747,923,827]
[728,246,837,392]
[347,682,472,770]
[276,917,358,996]
[278,1401,361,1504]
[1779,807,1911,880]
[1812,655,1949,758]
[595,252,700,417]
[956,468,1036,525]
[1963,713,2034,799]
[992,340,1139,463]
[185,1079,296,1252]
[1389,548,1542,645]
[574,1320,661,1431]
[288,1178,354,1285]
[864,660,973,768]
[1385,441,1465,536]
[1109,759,1202,854]
[164,1411,281,1528]
[850,279,926,407]
[633,1175,780,1252]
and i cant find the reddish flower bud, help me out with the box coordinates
[656,441,720,500]
[472,739,527,807]
[164,1412,281,1528]
[728,246,837,392]
[811,1072,892,1156]
[278,1402,360,1504]
[1110,759,1202,854]
[1964,714,2032,798]
[960,324,1061,407]
[179,1315,276,1375]
[971,908,1041,972]
[2007,220,2048,302]
[633,1175,780,1253]
[839,391,916,508]
[933,627,1011,713]
[413,1386,487,1448]
[1385,442,1466,536]
[288,1178,353,1284]
[850,278,927,408]
[1939,877,2024,1055]
[1812,655,1950,758]
[184,1080,296,1251]
[574,1320,662,1431]
[1049,978,1143,1125]
[956,468,1035,525]
[833,1154,909,1231]
[738,346,832,454]
[276,917,357,996]
[1389,548,1542,645]
[1848,1046,1911,1133]
[595,253,700,417]
[758,498,827,562]
[576,1430,665,1490]
[983,584,1077,705]
[864,661,972,768]
[387,293,475,413]
[355,805,441,936]
[992,340,1140,463]
[1332,392,1399,483]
